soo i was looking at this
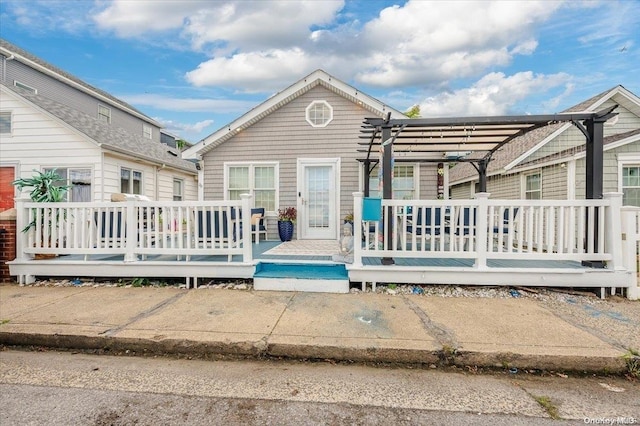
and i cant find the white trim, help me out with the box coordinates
[504,123,571,171]
[13,80,37,94]
[297,157,340,240]
[305,100,333,127]
[0,44,161,127]
[567,160,576,200]
[521,170,542,199]
[223,161,279,213]
[184,69,406,159]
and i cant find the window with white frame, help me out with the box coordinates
[524,172,541,199]
[305,100,333,127]
[622,165,640,206]
[0,111,11,134]
[367,164,418,200]
[173,178,183,201]
[98,105,111,124]
[44,167,92,202]
[14,80,37,94]
[143,124,152,139]
[120,167,142,194]
[226,163,277,212]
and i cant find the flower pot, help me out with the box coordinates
[277,220,294,242]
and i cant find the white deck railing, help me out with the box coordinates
[15,194,254,263]
[353,192,625,270]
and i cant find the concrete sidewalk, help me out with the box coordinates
[0,284,633,373]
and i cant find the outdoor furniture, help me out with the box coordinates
[492,207,519,249]
[249,207,267,244]
[450,206,477,250]
[406,206,444,250]
[95,210,125,247]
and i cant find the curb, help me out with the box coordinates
[0,332,628,374]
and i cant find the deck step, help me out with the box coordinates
[253,262,349,293]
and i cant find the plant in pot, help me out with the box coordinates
[12,169,69,258]
[277,206,296,241]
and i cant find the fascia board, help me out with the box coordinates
[0,46,161,128]
[184,70,405,159]
[503,123,571,171]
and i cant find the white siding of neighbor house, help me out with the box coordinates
[201,84,437,238]
[0,89,103,199]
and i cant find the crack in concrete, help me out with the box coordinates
[100,292,187,337]
[402,296,459,349]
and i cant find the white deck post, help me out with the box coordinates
[353,192,363,267]
[621,206,639,300]
[240,194,253,263]
[124,200,137,262]
[603,193,624,271]
[474,192,490,269]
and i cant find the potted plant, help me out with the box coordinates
[277,206,296,241]
[12,169,69,258]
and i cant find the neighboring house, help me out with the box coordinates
[0,39,197,207]
[448,85,640,206]
[183,69,438,241]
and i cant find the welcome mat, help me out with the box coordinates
[262,239,339,256]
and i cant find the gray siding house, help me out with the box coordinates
[448,86,640,206]
[184,70,441,241]
[0,39,198,204]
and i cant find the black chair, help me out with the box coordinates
[492,207,519,249]
[249,207,267,244]
[95,211,125,247]
[406,206,444,249]
[451,207,477,250]
[196,210,230,241]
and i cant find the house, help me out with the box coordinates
[0,38,198,208]
[448,86,640,205]
[183,69,445,241]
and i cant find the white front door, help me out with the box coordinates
[297,158,340,239]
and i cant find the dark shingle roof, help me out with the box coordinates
[0,38,160,127]
[449,86,622,183]
[5,84,196,173]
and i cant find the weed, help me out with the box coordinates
[534,395,560,420]
[623,348,640,379]
[388,283,397,290]
[0,319,9,325]
[131,277,150,287]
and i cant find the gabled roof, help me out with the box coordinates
[0,38,161,127]
[2,84,196,174]
[184,69,405,159]
[449,85,640,184]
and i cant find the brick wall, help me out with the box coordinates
[0,209,17,282]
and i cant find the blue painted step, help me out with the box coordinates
[254,262,348,280]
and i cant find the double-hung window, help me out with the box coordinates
[44,167,92,202]
[143,124,152,139]
[0,111,11,134]
[225,163,277,212]
[524,172,542,199]
[121,167,143,194]
[173,179,183,201]
[622,165,640,206]
[98,105,111,124]
[367,164,418,200]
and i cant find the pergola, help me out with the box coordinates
[359,106,617,200]
[358,107,618,266]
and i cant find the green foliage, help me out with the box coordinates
[534,395,560,419]
[12,169,69,203]
[12,169,70,232]
[131,277,150,287]
[405,104,421,118]
[623,348,640,379]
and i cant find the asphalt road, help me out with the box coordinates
[1,350,638,425]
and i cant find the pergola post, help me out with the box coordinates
[381,125,394,265]
[477,158,489,193]
[585,117,604,200]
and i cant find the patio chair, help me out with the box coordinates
[94,210,125,248]
[406,206,443,249]
[196,209,235,261]
[450,206,477,251]
[492,207,519,249]
[249,207,267,244]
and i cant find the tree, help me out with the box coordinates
[405,104,421,118]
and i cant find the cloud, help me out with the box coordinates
[119,93,256,113]
[3,0,96,35]
[418,71,572,117]
[158,118,215,137]
[86,0,564,92]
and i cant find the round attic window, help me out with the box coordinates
[306,100,333,127]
